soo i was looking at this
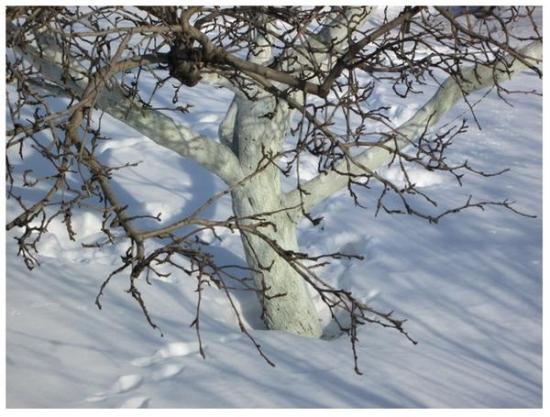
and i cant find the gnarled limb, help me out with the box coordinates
[284,40,542,216]
[10,29,244,186]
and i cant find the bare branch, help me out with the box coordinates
[285,40,542,216]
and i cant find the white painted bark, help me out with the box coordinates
[11,29,243,187]
[284,40,543,216]
[217,25,326,336]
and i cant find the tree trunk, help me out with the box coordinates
[228,94,322,337]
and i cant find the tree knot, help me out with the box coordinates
[168,41,204,87]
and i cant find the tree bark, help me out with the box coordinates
[284,40,543,218]
[227,93,323,337]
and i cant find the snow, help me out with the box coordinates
[5,23,543,411]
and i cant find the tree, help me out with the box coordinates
[6,6,542,372]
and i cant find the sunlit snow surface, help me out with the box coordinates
[6,22,542,409]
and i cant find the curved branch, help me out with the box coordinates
[11,32,244,186]
[284,7,374,82]
[315,6,374,48]
[284,40,542,217]
[97,82,244,185]
[161,8,326,97]
[318,6,424,95]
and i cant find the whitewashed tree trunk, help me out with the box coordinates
[227,94,322,337]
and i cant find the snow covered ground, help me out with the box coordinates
[5,23,543,409]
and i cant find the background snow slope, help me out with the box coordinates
[6,65,542,407]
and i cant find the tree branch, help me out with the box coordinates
[11,28,244,186]
[284,40,542,216]
[318,6,424,96]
